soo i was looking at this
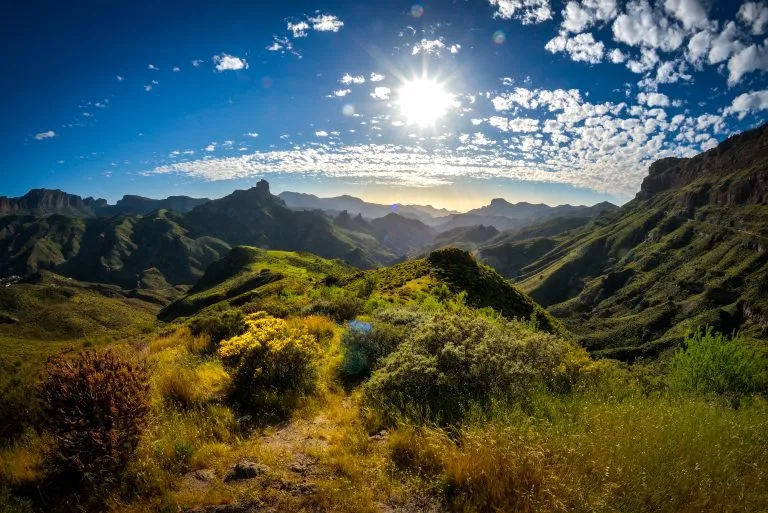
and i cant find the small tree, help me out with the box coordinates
[40,350,149,488]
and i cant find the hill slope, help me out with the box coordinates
[509,123,768,360]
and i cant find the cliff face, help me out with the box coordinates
[0,189,105,217]
[636,124,768,206]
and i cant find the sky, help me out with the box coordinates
[3,0,768,210]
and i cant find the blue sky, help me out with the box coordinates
[3,0,768,209]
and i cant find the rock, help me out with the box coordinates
[181,469,216,489]
[223,461,270,483]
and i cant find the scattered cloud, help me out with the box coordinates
[34,130,56,141]
[412,38,447,56]
[370,86,391,100]
[213,53,248,72]
[488,0,553,25]
[726,89,768,118]
[192,59,204,67]
[637,91,670,107]
[612,0,685,51]
[738,2,768,36]
[172,66,181,72]
[663,0,709,30]
[144,84,153,92]
[546,32,605,64]
[288,20,310,37]
[116,75,124,81]
[340,73,365,85]
[332,89,352,97]
[315,131,329,137]
[309,14,344,32]
[560,0,618,33]
[246,132,259,138]
[148,64,158,70]
[728,40,768,86]
[370,72,385,82]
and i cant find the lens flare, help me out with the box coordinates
[411,4,424,18]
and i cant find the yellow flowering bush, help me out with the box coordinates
[218,312,320,416]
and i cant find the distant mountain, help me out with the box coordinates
[369,213,438,255]
[419,225,500,254]
[0,189,107,217]
[278,191,457,225]
[97,194,210,216]
[497,123,768,361]
[0,189,210,218]
[437,200,618,232]
[181,180,396,269]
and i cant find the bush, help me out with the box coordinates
[340,321,406,378]
[0,367,40,444]
[218,312,320,416]
[304,293,363,322]
[189,310,246,348]
[363,313,586,424]
[39,350,149,489]
[668,327,765,400]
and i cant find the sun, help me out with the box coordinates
[397,78,454,126]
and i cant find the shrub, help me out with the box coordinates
[39,350,149,489]
[218,312,320,416]
[294,314,336,342]
[0,367,40,444]
[304,290,363,322]
[668,327,764,399]
[189,310,246,347]
[363,313,585,424]
[340,321,406,378]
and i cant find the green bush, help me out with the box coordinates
[189,310,246,348]
[304,295,363,322]
[363,313,585,424]
[340,321,406,378]
[39,350,149,489]
[218,313,320,416]
[0,366,40,444]
[668,327,765,399]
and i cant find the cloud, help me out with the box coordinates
[246,132,259,138]
[333,89,352,97]
[370,87,391,100]
[612,0,685,52]
[450,44,461,54]
[34,130,56,141]
[148,64,158,70]
[192,59,204,66]
[561,0,618,33]
[213,53,248,72]
[727,40,768,85]
[708,22,743,64]
[627,47,660,73]
[144,84,153,92]
[340,73,365,84]
[370,72,385,82]
[608,48,627,63]
[488,0,553,24]
[315,131,329,137]
[637,91,670,107]
[412,38,447,56]
[546,32,605,63]
[116,75,124,81]
[726,89,768,118]
[205,143,217,152]
[738,2,768,35]
[663,0,709,30]
[288,20,310,37]
[309,14,344,32]
[172,66,181,72]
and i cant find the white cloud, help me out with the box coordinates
[608,48,627,63]
[686,29,713,66]
[288,20,310,37]
[488,0,553,24]
[370,87,391,100]
[315,131,329,137]
[205,143,217,152]
[34,130,56,141]
[412,38,447,56]
[726,89,768,118]
[333,89,351,97]
[148,64,158,70]
[340,73,365,85]
[309,14,344,32]
[561,0,618,33]
[637,91,670,106]
[213,53,248,72]
[172,66,181,72]
[116,75,124,81]
[738,2,768,35]
[370,72,385,82]
[663,0,709,30]
[546,32,605,63]
[192,59,204,67]
[450,44,461,54]
[627,47,660,73]
[612,0,686,51]
[727,39,768,85]
[144,84,153,92]
[708,22,744,64]
[246,132,259,138]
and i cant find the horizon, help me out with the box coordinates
[4,1,768,209]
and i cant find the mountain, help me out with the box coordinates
[500,123,768,361]
[181,180,396,269]
[0,189,107,217]
[97,194,210,216]
[0,210,231,293]
[278,191,457,225]
[369,213,438,255]
[0,189,210,218]
[419,224,500,254]
[437,200,618,231]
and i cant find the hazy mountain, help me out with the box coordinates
[437,200,618,231]
[369,213,438,255]
[494,123,768,360]
[97,194,210,216]
[278,191,457,225]
[0,189,107,217]
[419,224,500,254]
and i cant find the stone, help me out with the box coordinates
[223,461,269,483]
